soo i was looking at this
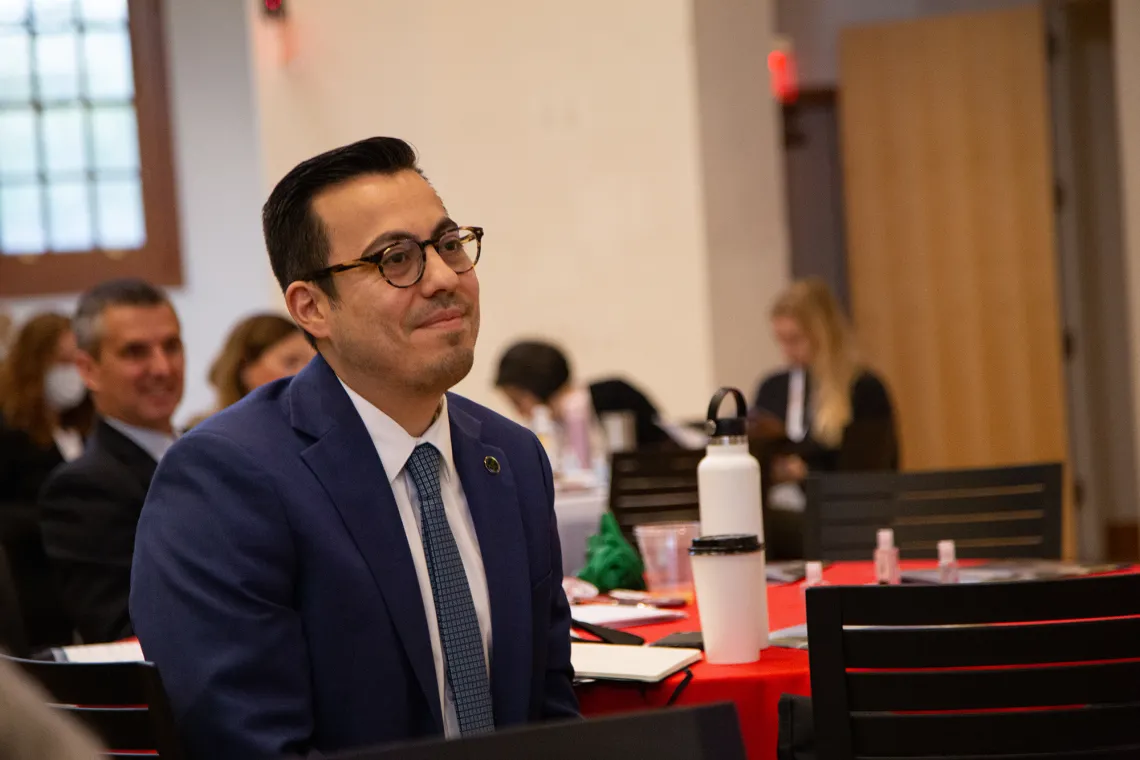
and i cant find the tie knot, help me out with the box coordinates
[408,443,441,482]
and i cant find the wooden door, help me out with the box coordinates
[839,4,1073,554]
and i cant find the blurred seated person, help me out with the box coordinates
[751,279,897,519]
[495,340,674,471]
[0,313,91,647]
[187,313,314,427]
[39,279,184,643]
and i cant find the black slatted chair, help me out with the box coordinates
[607,449,704,545]
[332,703,746,760]
[803,462,1062,560]
[807,573,1140,759]
[3,655,185,759]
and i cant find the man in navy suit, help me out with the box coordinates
[130,137,579,759]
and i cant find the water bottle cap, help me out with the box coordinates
[877,528,895,551]
[705,387,748,438]
[938,540,956,563]
[805,561,824,584]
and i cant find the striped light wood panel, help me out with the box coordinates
[838,5,1073,556]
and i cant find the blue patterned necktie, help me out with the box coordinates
[405,443,495,735]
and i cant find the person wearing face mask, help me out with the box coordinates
[186,313,315,428]
[39,279,184,644]
[0,313,92,649]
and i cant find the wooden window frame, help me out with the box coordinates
[0,0,181,297]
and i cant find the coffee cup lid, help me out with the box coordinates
[689,534,762,555]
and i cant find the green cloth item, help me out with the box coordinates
[575,512,646,592]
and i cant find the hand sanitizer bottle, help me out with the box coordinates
[874,528,901,585]
[937,539,960,584]
[801,560,829,597]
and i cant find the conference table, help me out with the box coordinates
[575,561,1140,760]
[554,486,608,575]
[573,563,833,760]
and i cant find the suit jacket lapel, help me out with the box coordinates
[93,419,157,490]
[448,399,532,723]
[289,358,443,731]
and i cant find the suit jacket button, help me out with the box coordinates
[484,456,500,474]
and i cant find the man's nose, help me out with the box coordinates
[417,244,462,296]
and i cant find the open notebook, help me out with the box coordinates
[571,642,702,683]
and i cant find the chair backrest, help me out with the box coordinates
[332,703,746,760]
[803,462,1062,560]
[807,573,1140,759]
[3,656,185,760]
[608,449,704,543]
[0,544,28,657]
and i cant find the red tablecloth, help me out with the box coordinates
[575,561,932,760]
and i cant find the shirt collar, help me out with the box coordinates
[103,417,177,463]
[338,379,454,485]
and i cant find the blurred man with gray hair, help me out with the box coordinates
[39,278,184,643]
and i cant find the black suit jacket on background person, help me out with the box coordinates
[587,378,673,448]
[39,419,157,643]
[752,369,899,472]
[0,414,73,647]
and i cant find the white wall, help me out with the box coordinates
[1,0,275,427]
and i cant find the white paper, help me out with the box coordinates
[571,604,686,628]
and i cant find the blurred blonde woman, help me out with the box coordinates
[190,314,314,426]
[751,278,897,483]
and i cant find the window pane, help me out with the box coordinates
[79,0,125,24]
[41,106,86,175]
[91,104,137,171]
[30,0,71,31]
[83,29,132,100]
[34,31,80,101]
[47,180,92,250]
[95,176,143,249]
[0,32,31,102]
[0,183,45,253]
[0,109,38,177]
[0,0,30,25]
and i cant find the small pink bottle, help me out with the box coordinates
[874,529,901,585]
[801,560,829,598]
[938,540,960,584]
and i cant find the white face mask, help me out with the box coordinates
[44,364,88,412]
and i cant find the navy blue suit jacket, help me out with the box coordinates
[130,356,578,759]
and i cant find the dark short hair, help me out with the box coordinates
[495,341,572,403]
[73,278,171,356]
[262,137,423,297]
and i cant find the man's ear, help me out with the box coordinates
[75,350,100,394]
[285,281,332,344]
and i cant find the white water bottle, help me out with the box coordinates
[698,387,768,648]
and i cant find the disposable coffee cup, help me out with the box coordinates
[689,534,766,665]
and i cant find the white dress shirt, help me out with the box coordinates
[339,382,492,737]
[103,417,177,463]
[786,367,808,443]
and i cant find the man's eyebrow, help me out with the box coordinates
[360,218,457,257]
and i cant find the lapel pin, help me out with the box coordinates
[484,456,500,474]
